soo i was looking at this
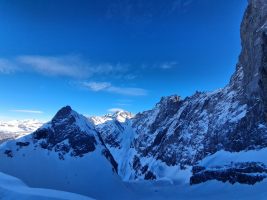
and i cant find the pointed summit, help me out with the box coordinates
[53,105,73,121]
[33,106,98,156]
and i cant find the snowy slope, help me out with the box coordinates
[0,172,94,200]
[126,178,267,200]
[3,167,267,200]
[0,106,134,199]
[199,148,267,167]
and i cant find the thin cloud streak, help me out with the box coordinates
[83,81,147,96]
[17,55,129,78]
[107,108,124,113]
[0,55,129,79]
[9,109,43,114]
[0,59,17,74]
[17,55,89,78]
[159,61,178,69]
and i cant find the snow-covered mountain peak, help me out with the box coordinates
[53,105,73,119]
[50,105,95,132]
[31,106,102,157]
[111,110,134,123]
[91,110,133,125]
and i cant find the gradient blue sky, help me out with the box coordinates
[0,0,247,121]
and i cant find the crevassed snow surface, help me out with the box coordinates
[0,172,94,200]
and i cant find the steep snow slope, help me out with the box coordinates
[0,172,94,200]
[0,120,43,143]
[0,106,134,199]
[90,111,137,180]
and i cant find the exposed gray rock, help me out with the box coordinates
[190,162,267,185]
[93,0,267,180]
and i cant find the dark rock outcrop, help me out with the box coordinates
[33,106,97,157]
[190,162,267,185]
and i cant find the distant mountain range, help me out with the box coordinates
[0,119,42,143]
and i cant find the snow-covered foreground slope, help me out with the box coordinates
[0,120,43,143]
[0,172,94,200]
[2,167,267,200]
[0,106,134,199]
[126,179,267,200]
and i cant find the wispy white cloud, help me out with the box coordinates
[0,59,17,74]
[84,82,111,91]
[140,61,178,70]
[107,86,147,96]
[9,109,43,114]
[107,108,124,113]
[0,55,177,83]
[17,55,129,78]
[0,55,129,79]
[115,103,131,106]
[83,81,147,96]
[17,55,89,78]
[159,61,178,69]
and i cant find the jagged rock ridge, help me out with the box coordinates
[93,0,267,181]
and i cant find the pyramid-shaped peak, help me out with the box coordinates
[53,105,74,120]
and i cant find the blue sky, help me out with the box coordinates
[0,0,247,121]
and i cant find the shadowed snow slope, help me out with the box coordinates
[0,172,94,200]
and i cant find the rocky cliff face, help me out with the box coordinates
[94,0,267,180]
